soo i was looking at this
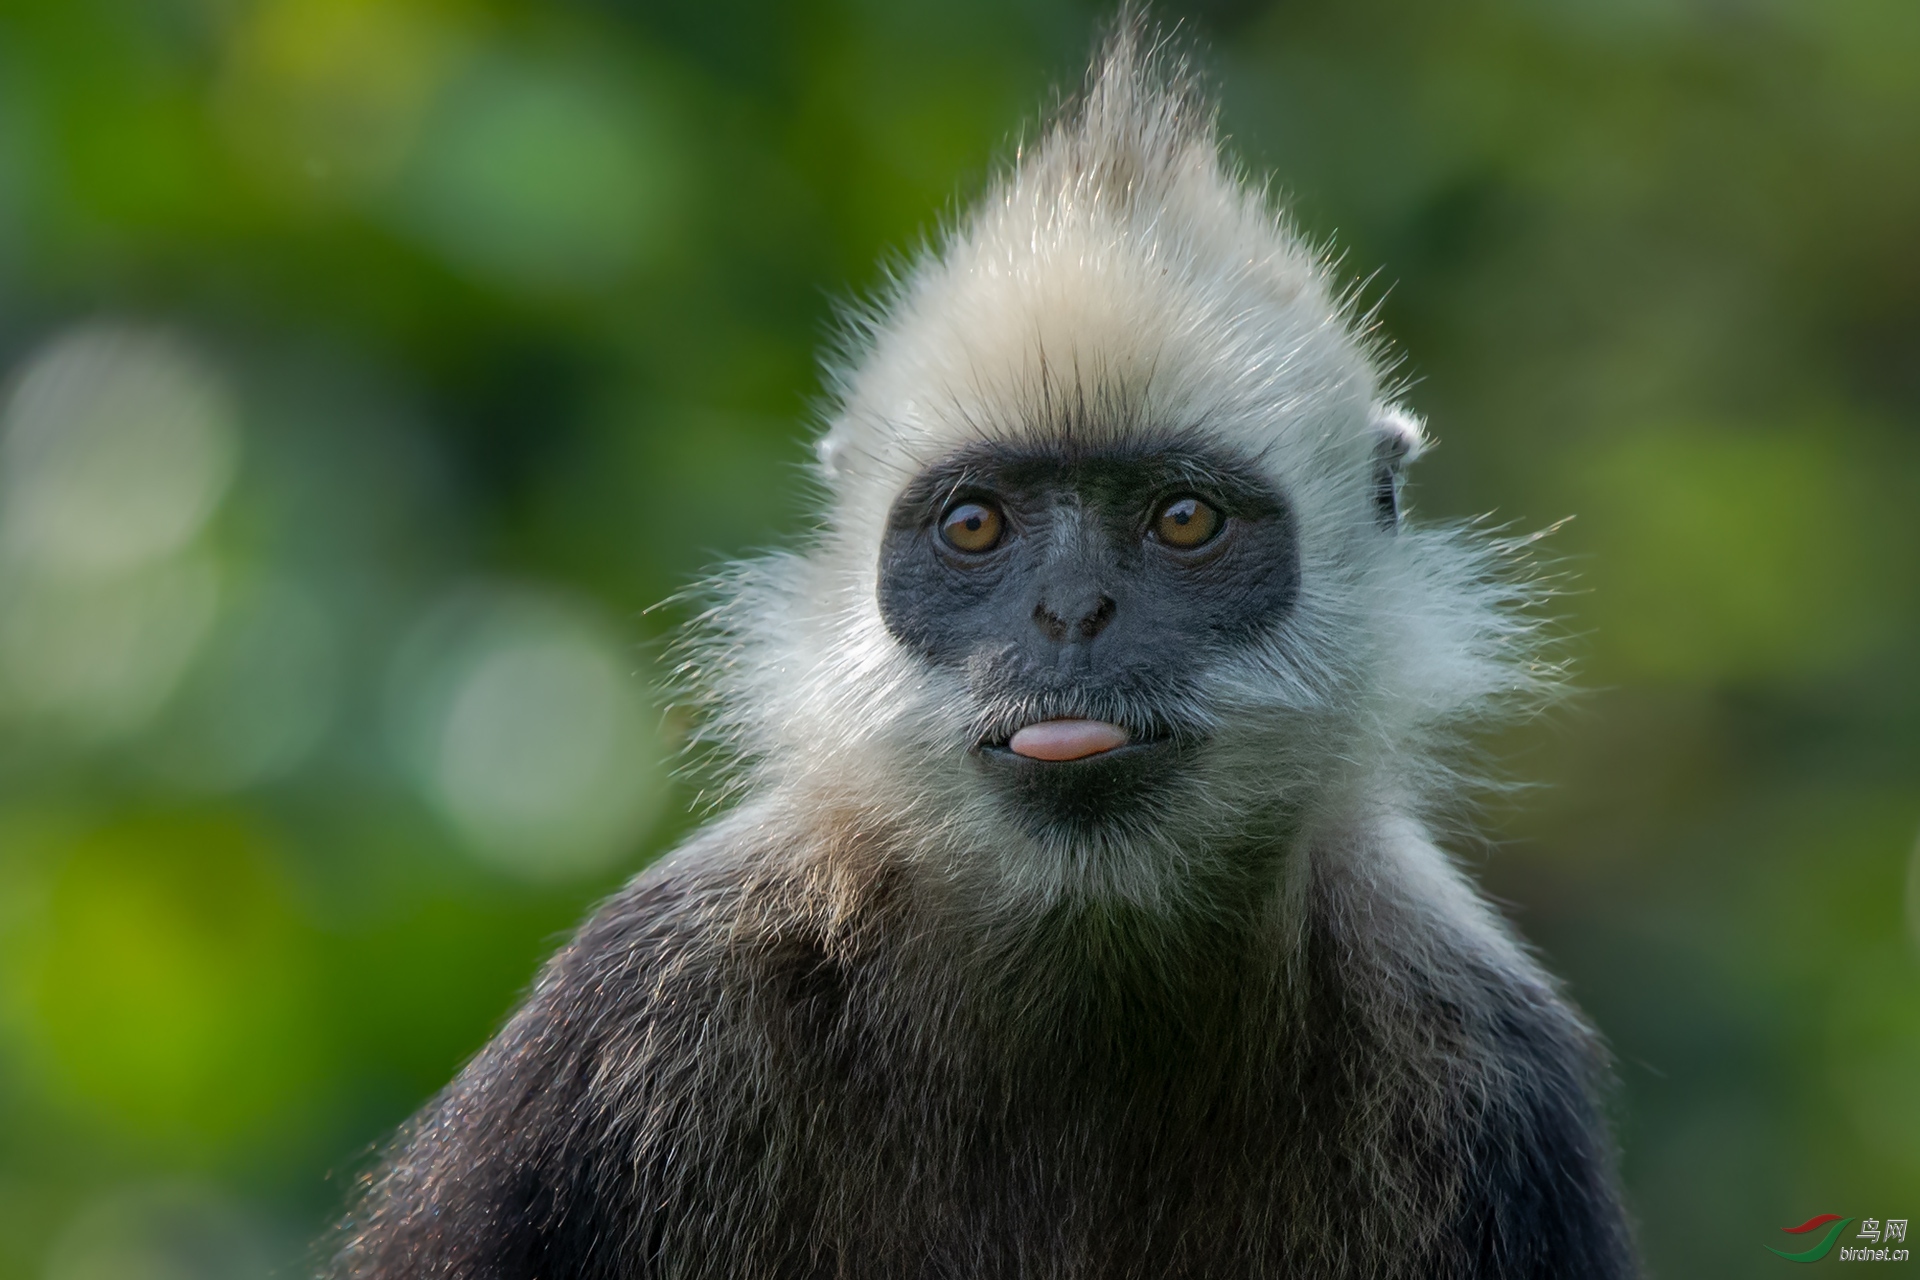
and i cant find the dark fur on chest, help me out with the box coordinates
[329,845,1634,1280]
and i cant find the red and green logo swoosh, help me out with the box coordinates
[1766,1215,1853,1263]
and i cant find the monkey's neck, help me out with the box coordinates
[973,895,1288,1072]
[841,872,1298,1094]
[770,788,1314,1065]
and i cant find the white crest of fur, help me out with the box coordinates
[684,26,1553,927]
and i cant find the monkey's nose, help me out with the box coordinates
[1032,593,1116,643]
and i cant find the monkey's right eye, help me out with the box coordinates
[939,501,1004,553]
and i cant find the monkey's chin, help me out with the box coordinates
[972,738,1185,836]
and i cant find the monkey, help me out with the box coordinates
[327,22,1637,1280]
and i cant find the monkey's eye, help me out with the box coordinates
[1153,496,1221,549]
[939,501,1004,553]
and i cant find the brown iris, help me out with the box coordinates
[1154,496,1221,548]
[940,501,1004,553]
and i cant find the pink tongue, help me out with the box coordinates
[1008,719,1130,762]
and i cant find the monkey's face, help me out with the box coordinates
[875,438,1301,842]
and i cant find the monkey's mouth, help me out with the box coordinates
[972,720,1183,833]
[970,703,1189,762]
[1005,718,1129,761]
[975,718,1177,765]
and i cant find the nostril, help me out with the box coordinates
[1078,595,1116,639]
[1033,595,1115,643]
[1033,602,1069,643]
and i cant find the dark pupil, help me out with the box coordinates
[1171,505,1192,525]
[964,514,983,531]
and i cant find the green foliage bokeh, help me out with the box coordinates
[0,1,1916,1276]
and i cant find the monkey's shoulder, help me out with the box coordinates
[511,823,870,1085]
[339,833,827,1280]
[1390,945,1636,1276]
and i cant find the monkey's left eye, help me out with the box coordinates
[1153,496,1222,549]
[940,501,1005,553]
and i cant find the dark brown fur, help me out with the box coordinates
[330,804,1633,1279]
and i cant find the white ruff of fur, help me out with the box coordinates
[680,29,1554,951]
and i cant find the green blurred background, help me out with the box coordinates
[0,0,1915,1275]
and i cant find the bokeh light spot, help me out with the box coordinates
[0,325,237,578]
[389,588,665,879]
[0,556,220,743]
[0,325,241,744]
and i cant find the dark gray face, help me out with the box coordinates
[877,438,1300,837]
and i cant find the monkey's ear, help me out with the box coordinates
[1368,403,1427,531]
[817,432,846,480]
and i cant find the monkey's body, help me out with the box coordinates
[344,805,1629,1279]
[332,26,1637,1280]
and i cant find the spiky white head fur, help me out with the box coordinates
[691,28,1546,919]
